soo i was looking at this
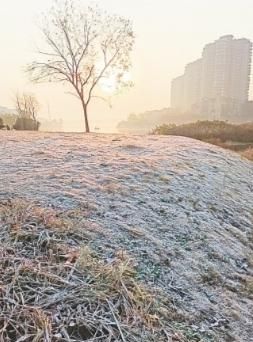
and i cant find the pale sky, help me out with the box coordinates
[0,0,253,132]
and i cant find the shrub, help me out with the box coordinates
[153,121,253,143]
[0,113,17,128]
[13,117,40,131]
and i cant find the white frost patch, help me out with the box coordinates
[0,131,253,340]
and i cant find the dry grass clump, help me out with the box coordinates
[102,182,124,194]
[153,121,253,143]
[244,279,253,297]
[0,199,172,342]
[241,147,253,161]
[200,267,223,286]
[121,144,143,150]
[239,276,253,298]
[153,120,253,161]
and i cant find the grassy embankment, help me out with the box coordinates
[153,121,253,161]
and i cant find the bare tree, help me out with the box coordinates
[15,93,39,121]
[27,0,134,133]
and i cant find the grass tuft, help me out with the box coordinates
[0,199,175,341]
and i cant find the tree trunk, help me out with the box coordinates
[82,101,90,133]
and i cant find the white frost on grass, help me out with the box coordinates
[0,131,253,341]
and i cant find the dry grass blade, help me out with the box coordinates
[0,199,171,342]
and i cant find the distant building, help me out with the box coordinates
[184,59,202,111]
[171,35,253,121]
[171,75,184,109]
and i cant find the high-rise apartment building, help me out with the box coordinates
[171,75,184,109]
[171,35,252,120]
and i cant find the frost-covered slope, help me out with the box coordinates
[0,131,253,341]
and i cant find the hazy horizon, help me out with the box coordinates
[1,0,253,132]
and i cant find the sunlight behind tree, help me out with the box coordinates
[27,0,134,133]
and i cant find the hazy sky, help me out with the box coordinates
[0,0,253,132]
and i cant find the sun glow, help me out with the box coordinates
[100,72,132,94]
[100,74,117,93]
